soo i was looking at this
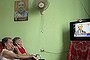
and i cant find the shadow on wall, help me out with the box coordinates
[28,0,40,16]
[87,0,90,18]
[88,1,90,18]
[59,29,70,60]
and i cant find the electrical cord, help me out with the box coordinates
[43,50,68,54]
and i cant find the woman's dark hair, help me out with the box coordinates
[13,37,21,46]
[2,37,12,47]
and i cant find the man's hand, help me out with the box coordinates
[33,56,38,60]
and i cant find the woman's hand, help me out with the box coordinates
[15,43,21,48]
[13,46,22,54]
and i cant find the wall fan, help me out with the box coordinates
[34,0,50,15]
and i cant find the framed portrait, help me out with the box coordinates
[14,0,28,21]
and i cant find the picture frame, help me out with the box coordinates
[14,0,28,21]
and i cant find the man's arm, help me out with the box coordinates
[3,51,33,59]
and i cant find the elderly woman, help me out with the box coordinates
[13,37,37,60]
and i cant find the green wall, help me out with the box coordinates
[0,0,90,60]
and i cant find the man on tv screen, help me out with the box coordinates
[74,24,86,36]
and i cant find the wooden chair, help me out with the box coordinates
[0,42,2,53]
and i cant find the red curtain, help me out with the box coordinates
[68,41,90,60]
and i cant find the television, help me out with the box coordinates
[70,19,90,40]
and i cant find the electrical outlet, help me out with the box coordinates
[40,49,45,52]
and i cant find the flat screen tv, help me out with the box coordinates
[70,19,90,40]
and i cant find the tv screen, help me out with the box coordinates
[70,19,90,40]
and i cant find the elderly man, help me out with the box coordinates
[74,24,86,36]
[1,37,36,60]
[14,1,28,20]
